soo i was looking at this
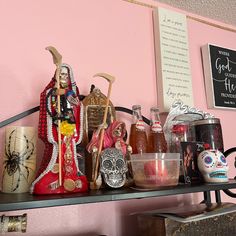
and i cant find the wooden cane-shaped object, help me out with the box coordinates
[46,46,63,186]
[92,73,115,187]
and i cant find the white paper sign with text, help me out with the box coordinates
[153,7,193,112]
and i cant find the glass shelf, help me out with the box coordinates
[1,179,236,212]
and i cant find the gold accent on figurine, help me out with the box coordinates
[52,164,59,174]
[63,179,76,191]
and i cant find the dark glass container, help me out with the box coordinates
[192,118,224,152]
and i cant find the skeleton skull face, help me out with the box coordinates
[100,148,128,188]
[198,149,228,183]
[112,123,125,138]
[59,67,69,88]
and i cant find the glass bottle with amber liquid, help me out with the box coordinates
[129,105,148,154]
[147,107,167,153]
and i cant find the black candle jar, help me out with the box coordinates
[192,118,224,152]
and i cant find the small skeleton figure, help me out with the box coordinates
[82,86,116,183]
[31,64,88,194]
[87,120,131,157]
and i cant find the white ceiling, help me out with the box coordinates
[155,0,236,26]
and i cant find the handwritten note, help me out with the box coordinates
[202,44,236,109]
[153,7,193,112]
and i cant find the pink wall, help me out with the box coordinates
[0,0,236,235]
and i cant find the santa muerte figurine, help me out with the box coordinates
[87,120,130,157]
[31,46,88,194]
[84,73,131,189]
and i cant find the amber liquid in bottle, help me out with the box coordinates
[147,107,167,153]
[129,105,148,154]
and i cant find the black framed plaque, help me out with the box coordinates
[201,44,236,109]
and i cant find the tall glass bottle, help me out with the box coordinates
[129,105,148,154]
[147,107,167,153]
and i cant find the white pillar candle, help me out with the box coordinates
[2,126,36,193]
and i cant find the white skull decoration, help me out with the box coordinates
[100,148,128,188]
[198,149,228,183]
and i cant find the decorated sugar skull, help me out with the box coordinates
[198,149,228,183]
[100,148,128,188]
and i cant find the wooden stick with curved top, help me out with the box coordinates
[46,46,63,186]
[92,73,115,188]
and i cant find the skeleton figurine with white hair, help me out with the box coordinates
[31,64,88,194]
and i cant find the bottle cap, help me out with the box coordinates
[192,118,220,126]
[150,107,160,112]
[132,105,141,110]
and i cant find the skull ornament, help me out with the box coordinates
[59,66,69,88]
[100,148,128,188]
[198,149,228,183]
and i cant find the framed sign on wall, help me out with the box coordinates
[201,44,236,109]
[153,7,194,112]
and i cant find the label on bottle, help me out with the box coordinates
[136,120,145,131]
[151,121,162,132]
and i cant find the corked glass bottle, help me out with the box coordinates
[147,107,167,153]
[129,105,148,154]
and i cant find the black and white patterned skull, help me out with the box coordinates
[100,148,128,188]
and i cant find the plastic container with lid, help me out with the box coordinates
[129,153,180,189]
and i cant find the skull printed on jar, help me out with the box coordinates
[100,148,128,188]
[198,149,228,183]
